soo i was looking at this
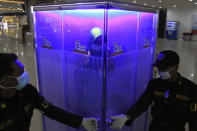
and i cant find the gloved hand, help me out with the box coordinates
[110,114,129,130]
[82,117,98,131]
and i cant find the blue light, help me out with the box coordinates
[109,9,138,17]
[34,6,158,131]
[63,9,105,18]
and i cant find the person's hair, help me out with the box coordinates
[0,53,18,81]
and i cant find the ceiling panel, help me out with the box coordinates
[0,0,24,13]
[0,0,197,13]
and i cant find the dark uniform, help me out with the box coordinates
[125,73,197,131]
[0,84,83,131]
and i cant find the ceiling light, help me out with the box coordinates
[173,5,177,7]
[158,0,162,3]
[194,3,197,4]
[133,1,137,3]
[144,3,147,6]
[0,8,22,11]
[159,7,162,8]
[152,5,155,7]
[189,0,193,1]
[0,0,24,4]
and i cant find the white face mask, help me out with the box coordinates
[158,66,177,80]
[159,71,171,80]
[0,71,29,91]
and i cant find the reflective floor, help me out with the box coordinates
[0,28,43,131]
[0,28,196,131]
[0,30,37,86]
[0,26,22,39]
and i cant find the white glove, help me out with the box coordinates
[82,117,98,131]
[110,114,128,130]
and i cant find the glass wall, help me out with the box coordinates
[106,9,138,131]
[34,11,66,131]
[62,9,105,131]
[132,12,158,131]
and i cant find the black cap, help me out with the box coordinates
[152,50,180,70]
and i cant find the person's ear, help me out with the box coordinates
[0,76,6,83]
[170,65,178,76]
[174,65,179,72]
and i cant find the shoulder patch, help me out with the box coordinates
[0,103,6,109]
[154,91,165,97]
[191,104,197,112]
[0,119,14,130]
[41,100,50,109]
[176,94,190,101]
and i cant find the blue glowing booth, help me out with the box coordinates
[33,1,158,131]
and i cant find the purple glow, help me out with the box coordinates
[34,7,158,131]
[108,9,138,17]
[63,9,105,17]
[35,11,62,50]
[62,9,104,52]
[108,9,138,51]
[137,12,157,49]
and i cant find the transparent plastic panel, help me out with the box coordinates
[135,12,156,102]
[34,11,66,131]
[34,7,157,131]
[106,10,138,131]
[132,12,157,131]
[62,9,105,131]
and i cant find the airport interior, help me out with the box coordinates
[0,0,197,131]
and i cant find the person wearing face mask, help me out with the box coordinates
[109,50,197,131]
[0,53,98,131]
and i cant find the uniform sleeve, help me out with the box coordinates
[125,81,154,126]
[189,85,197,131]
[31,86,83,129]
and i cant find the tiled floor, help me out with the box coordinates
[0,28,196,131]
